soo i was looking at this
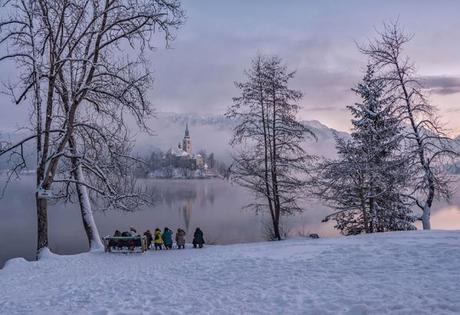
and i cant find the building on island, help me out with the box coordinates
[147,123,222,179]
[165,124,206,171]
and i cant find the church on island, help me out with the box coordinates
[165,123,206,171]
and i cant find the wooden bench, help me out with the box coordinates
[103,235,148,253]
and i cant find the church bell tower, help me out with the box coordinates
[182,123,192,154]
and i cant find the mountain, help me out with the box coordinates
[0,112,350,170]
[134,112,350,162]
[3,112,459,169]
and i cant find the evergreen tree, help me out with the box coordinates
[361,22,458,229]
[315,66,415,235]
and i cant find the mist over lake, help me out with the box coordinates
[1,174,459,268]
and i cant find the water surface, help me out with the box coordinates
[1,175,459,267]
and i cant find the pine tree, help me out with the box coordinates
[360,22,458,229]
[316,65,415,235]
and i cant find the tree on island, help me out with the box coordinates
[226,55,316,240]
[0,0,184,257]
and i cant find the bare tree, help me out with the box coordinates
[360,22,459,229]
[52,115,151,250]
[226,55,316,240]
[0,0,184,257]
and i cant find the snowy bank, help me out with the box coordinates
[1,231,459,314]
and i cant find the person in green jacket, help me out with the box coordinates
[162,227,173,250]
[153,228,163,250]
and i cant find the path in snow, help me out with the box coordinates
[1,231,459,314]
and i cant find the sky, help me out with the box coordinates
[1,0,460,135]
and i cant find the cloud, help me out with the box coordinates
[420,75,460,95]
[445,107,460,113]
[147,30,363,117]
[2,1,460,134]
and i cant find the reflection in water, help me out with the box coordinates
[1,175,460,268]
[180,200,192,233]
[149,179,217,234]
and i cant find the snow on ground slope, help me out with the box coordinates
[1,231,459,315]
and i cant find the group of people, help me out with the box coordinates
[112,226,205,250]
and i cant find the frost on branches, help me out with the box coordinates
[0,0,184,257]
[360,22,459,229]
[315,66,415,235]
[226,55,316,240]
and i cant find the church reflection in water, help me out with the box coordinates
[179,200,193,233]
[173,182,216,233]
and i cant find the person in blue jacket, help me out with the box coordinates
[162,227,173,250]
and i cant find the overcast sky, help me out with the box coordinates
[1,0,460,135]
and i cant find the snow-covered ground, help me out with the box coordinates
[1,231,459,315]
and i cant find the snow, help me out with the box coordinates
[76,164,104,251]
[1,231,459,314]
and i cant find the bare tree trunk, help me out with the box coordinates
[263,117,276,234]
[397,64,432,230]
[36,193,48,259]
[259,60,276,236]
[36,141,48,258]
[269,76,281,240]
[31,0,47,259]
[272,217,281,241]
[34,32,57,257]
[74,164,103,251]
[68,136,103,251]
[422,185,434,230]
[367,196,373,233]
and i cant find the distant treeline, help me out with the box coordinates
[135,149,230,178]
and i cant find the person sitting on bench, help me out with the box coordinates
[109,230,122,249]
[144,230,153,249]
[120,228,138,251]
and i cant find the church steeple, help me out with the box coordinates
[182,123,192,154]
[185,123,190,137]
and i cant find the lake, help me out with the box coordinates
[1,175,459,267]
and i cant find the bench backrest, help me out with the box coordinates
[104,235,144,240]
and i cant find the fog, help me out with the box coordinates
[1,174,460,268]
[0,176,336,267]
[1,115,459,268]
